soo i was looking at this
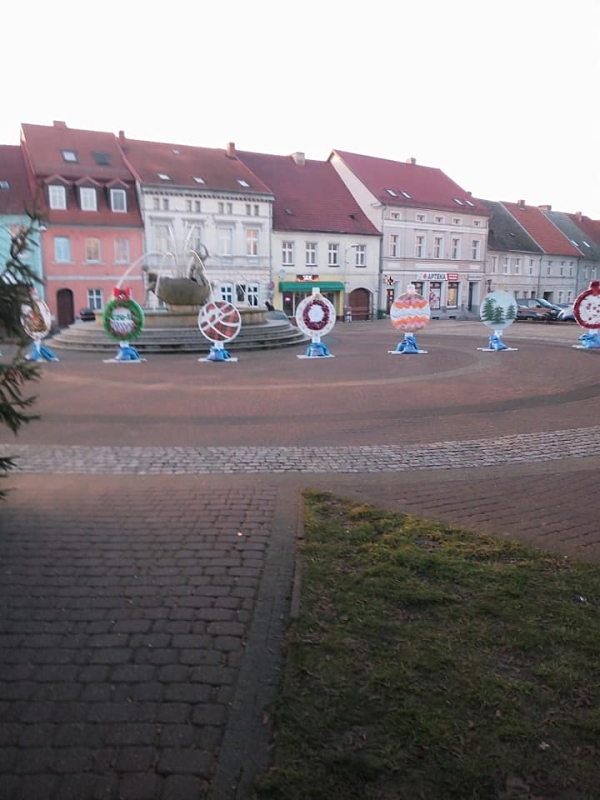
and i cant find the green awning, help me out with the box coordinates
[279,281,345,292]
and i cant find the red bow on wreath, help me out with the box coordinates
[113,286,132,300]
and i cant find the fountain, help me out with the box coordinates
[49,227,307,355]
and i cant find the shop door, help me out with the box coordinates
[349,288,370,321]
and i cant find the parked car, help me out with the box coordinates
[79,307,97,322]
[557,304,576,321]
[516,298,561,322]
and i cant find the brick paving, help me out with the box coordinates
[0,319,599,799]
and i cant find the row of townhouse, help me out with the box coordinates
[1,120,600,328]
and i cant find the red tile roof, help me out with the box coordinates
[236,150,380,235]
[0,145,34,215]
[20,122,142,227]
[117,137,273,195]
[330,150,489,216]
[566,212,600,249]
[502,202,582,256]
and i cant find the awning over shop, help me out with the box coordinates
[279,281,345,292]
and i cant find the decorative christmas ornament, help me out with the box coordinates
[296,289,336,358]
[102,287,146,362]
[21,293,59,362]
[388,285,430,354]
[198,300,241,362]
[573,281,600,349]
[477,290,518,352]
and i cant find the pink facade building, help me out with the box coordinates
[20,122,144,326]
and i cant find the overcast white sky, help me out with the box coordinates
[3,0,599,216]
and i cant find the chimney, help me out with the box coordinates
[53,120,67,128]
[292,151,305,166]
[576,211,583,221]
[538,204,552,212]
[226,142,236,158]
[406,157,416,165]
[118,130,126,142]
[517,199,526,209]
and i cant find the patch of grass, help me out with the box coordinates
[254,491,600,800]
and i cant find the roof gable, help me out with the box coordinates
[236,150,379,235]
[0,145,34,216]
[118,137,273,195]
[501,202,582,257]
[330,150,489,216]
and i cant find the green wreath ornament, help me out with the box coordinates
[102,295,145,341]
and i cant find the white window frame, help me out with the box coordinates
[87,289,103,310]
[434,237,443,259]
[54,236,71,262]
[471,240,481,260]
[246,228,259,256]
[110,188,127,212]
[220,283,234,303]
[328,243,339,267]
[389,234,398,257]
[354,245,366,267]
[49,185,67,210]
[114,237,130,264]
[85,237,101,263]
[80,187,97,212]
[305,243,317,267]
[415,235,425,258]
[246,283,260,307]
[282,241,294,266]
[451,238,460,260]
[154,224,171,254]
[218,227,233,256]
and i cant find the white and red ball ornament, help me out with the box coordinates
[198,300,241,362]
[102,286,146,363]
[477,289,518,352]
[573,280,600,349]
[21,292,59,362]
[296,288,336,358]
[388,285,430,354]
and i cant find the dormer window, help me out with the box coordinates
[93,152,110,166]
[49,184,67,210]
[110,188,127,212]
[386,188,398,197]
[400,190,411,199]
[465,199,475,207]
[80,187,97,211]
[453,198,464,206]
[62,149,78,162]
[193,176,205,184]
[237,179,250,187]
[0,180,9,190]
[158,173,170,181]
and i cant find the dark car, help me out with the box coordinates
[516,298,561,322]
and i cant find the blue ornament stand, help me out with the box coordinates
[477,331,518,352]
[26,340,59,362]
[298,336,334,359]
[200,341,238,363]
[104,341,145,363]
[388,333,427,355]
[574,331,600,349]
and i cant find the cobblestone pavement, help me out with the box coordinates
[0,320,599,799]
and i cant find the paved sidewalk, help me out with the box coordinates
[1,320,599,799]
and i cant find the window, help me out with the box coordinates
[227,203,232,214]
[473,220,481,227]
[451,238,460,259]
[155,224,171,253]
[453,217,461,225]
[0,180,9,190]
[282,241,294,266]
[195,200,201,212]
[515,258,520,275]
[193,176,205,184]
[85,237,101,262]
[49,185,67,210]
[54,236,71,262]
[400,190,411,199]
[558,290,564,304]
[447,281,459,308]
[503,257,509,274]
[305,243,317,266]
[153,198,160,210]
[114,238,130,263]
[162,198,169,211]
[246,228,259,256]
[246,204,251,215]
[328,243,339,267]
[87,289,103,310]
[254,205,259,216]
[471,240,480,260]
[390,212,401,220]
[389,234,398,257]
[386,188,397,197]
[62,149,77,162]
[354,245,366,267]
[434,237,443,259]
[453,198,464,206]
[583,267,589,280]
[547,265,552,276]
[415,235,425,258]
[218,227,233,256]
[93,152,109,166]
[435,216,444,224]
[246,283,260,307]
[218,202,224,214]
[491,256,498,274]
[569,263,574,277]
[110,188,127,212]
[185,200,192,212]
[416,214,426,222]
[158,173,170,181]
[79,187,97,211]
[186,225,203,254]
[559,265,564,276]
[237,179,250,187]
[220,283,234,303]
[528,263,533,276]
